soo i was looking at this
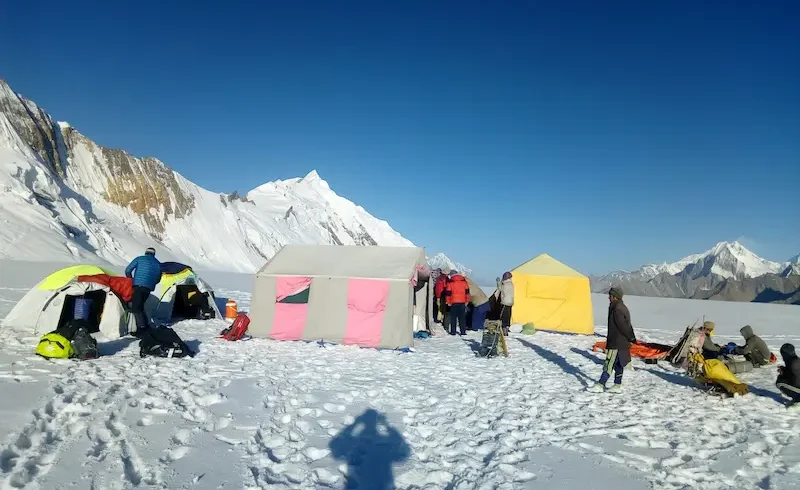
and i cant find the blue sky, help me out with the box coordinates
[2,0,798,281]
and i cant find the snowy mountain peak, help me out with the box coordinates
[602,240,796,283]
[426,253,472,276]
[0,81,419,272]
[303,169,321,182]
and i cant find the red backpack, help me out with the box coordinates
[220,313,250,341]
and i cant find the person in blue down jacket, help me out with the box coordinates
[125,247,162,334]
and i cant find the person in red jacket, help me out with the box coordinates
[433,269,448,324]
[445,273,470,335]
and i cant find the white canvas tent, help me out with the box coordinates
[250,245,432,349]
[1,265,133,339]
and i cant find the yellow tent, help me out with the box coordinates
[509,254,594,335]
[38,264,117,290]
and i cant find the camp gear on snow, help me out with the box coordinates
[220,313,251,341]
[414,330,430,339]
[249,245,433,349]
[504,254,593,335]
[70,327,99,360]
[723,358,754,374]
[666,326,706,369]
[139,327,195,358]
[593,340,672,360]
[36,332,74,359]
[125,253,162,290]
[609,287,623,300]
[2,266,134,339]
[723,342,737,355]
[225,300,238,319]
[478,320,508,358]
[690,354,749,396]
[521,323,535,335]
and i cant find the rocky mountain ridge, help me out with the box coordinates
[591,241,800,304]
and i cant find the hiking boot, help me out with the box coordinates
[587,383,605,393]
[607,384,623,394]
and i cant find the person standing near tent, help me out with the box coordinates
[444,272,470,335]
[125,247,162,335]
[497,272,514,335]
[589,287,636,393]
[433,269,447,323]
[435,270,449,325]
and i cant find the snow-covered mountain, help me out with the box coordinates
[615,241,788,281]
[591,241,800,304]
[0,79,461,273]
[426,253,472,276]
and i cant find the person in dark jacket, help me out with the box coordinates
[776,343,800,404]
[124,247,162,334]
[444,273,470,336]
[734,325,771,366]
[589,287,636,393]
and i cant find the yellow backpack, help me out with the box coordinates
[36,332,74,359]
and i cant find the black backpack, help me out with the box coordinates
[54,320,99,360]
[139,327,196,358]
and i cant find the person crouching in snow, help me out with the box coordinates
[497,272,514,335]
[777,343,800,406]
[444,273,470,336]
[700,321,723,359]
[734,325,771,367]
[589,287,636,393]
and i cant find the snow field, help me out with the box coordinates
[0,278,799,488]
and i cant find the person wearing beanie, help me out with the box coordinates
[733,325,771,367]
[588,287,636,393]
[124,247,163,335]
[777,343,800,405]
[700,321,723,358]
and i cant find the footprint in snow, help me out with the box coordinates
[304,447,331,461]
[323,403,345,414]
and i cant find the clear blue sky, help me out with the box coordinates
[2,0,798,281]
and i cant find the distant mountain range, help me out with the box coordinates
[590,241,800,305]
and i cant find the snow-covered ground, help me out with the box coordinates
[2,261,800,489]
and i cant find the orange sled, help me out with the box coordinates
[592,340,673,360]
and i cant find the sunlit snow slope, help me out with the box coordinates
[0,79,461,272]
